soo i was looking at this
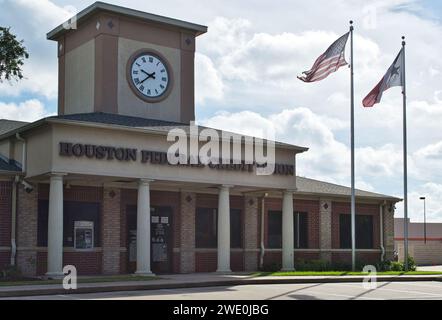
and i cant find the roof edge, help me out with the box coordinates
[47,1,208,41]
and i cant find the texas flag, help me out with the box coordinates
[363,48,404,107]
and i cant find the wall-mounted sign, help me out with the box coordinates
[59,142,295,176]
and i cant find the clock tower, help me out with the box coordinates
[47,2,207,123]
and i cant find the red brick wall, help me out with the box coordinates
[194,251,245,272]
[120,252,127,274]
[0,181,12,248]
[263,251,281,268]
[37,251,103,276]
[263,251,321,268]
[332,252,380,265]
[295,251,320,261]
[195,251,217,272]
[0,252,10,270]
[331,202,380,249]
[231,251,244,272]
[172,252,180,273]
[38,184,103,202]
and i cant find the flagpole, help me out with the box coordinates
[350,20,356,272]
[401,36,409,271]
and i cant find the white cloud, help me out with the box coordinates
[195,53,224,105]
[0,0,73,99]
[407,183,442,222]
[0,99,53,122]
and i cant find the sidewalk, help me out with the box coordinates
[1,272,441,298]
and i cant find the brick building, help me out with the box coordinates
[0,2,400,277]
[395,218,442,265]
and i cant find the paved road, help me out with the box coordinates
[4,281,442,300]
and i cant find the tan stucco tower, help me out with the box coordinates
[48,2,207,123]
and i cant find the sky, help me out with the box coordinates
[0,0,441,222]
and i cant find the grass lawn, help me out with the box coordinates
[254,271,442,277]
[0,275,157,287]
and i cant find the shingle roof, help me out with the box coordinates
[296,176,401,201]
[51,112,186,128]
[0,156,22,173]
[0,119,29,136]
[47,112,309,152]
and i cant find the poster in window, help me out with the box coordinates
[129,230,137,262]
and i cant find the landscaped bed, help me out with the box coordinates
[254,271,442,277]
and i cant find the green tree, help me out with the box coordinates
[0,27,29,82]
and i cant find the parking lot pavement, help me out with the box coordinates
[3,281,442,300]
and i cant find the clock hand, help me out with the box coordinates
[139,76,149,84]
[141,70,156,79]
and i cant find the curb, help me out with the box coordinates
[1,276,441,298]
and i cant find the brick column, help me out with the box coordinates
[319,198,332,262]
[16,184,38,277]
[102,188,121,275]
[244,196,259,271]
[383,202,395,261]
[179,192,196,273]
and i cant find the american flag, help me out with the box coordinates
[298,32,350,82]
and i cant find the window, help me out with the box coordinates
[339,214,374,249]
[268,211,282,248]
[267,211,309,249]
[230,209,243,248]
[294,212,308,248]
[195,208,244,249]
[196,208,217,248]
[37,200,101,248]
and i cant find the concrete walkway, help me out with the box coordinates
[1,272,441,298]
[417,265,442,272]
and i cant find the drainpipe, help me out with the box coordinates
[11,133,26,266]
[10,175,19,266]
[259,193,268,270]
[15,133,26,172]
[380,202,385,262]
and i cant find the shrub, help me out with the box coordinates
[390,261,403,271]
[405,255,417,271]
[295,259,331,271]
[376,260,392,272]
[261,262,281,272]
[0,265,22,280]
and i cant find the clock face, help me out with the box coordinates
[129,53,170,100]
